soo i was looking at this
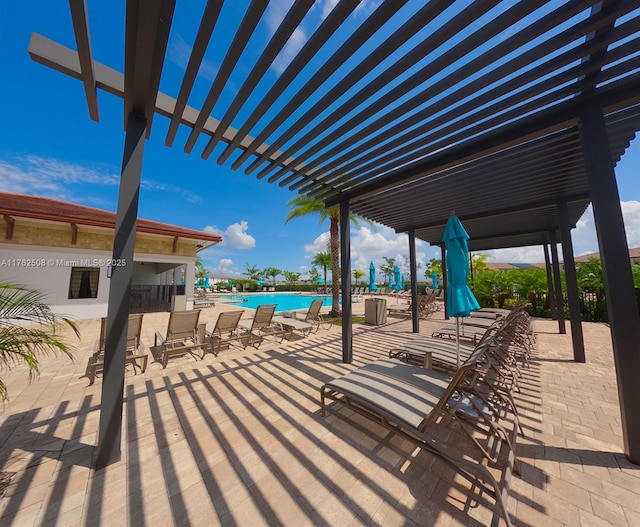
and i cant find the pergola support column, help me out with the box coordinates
[579,108,640,464]
[408,230,419,333]
[549,232,566,334]
[557,201,585,363]
[542,241,558,319]
[340,201,352,363]
[96,112,146,469]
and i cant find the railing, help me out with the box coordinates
[476,289,640,323]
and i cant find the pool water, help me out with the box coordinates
[216,293,335,312]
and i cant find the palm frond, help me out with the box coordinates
[0,283,79,401]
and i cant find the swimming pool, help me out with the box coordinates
[216,293,335,312]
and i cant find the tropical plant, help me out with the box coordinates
[286,194,371,317]
[575,258,604,291]
[425,258,442,278]
[243,263,262,281]
[352,268,365,285]
[0,283,79,401]
[398,254,421,276]
[469,253,492,284]
[195,256,208,285]
[282,270,301,283]
[632,260,640,287]
[311,252,331,294]
[472,269,512,307]
[308,267,321,283]
[506,267,548,311]
[263,267,281,286]
[379,257,396,282]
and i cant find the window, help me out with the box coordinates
[68,267,100,299]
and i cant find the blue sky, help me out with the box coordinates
[1,1,638,279]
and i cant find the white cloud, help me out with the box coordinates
[304,231,330,255]
[167,34,218,81]
[483,246,547,264]
[319,0,341,20]
[303,224,440,277]
[483,201,640,263]
[0,154,201,204]
[353,0,383,18]
[272,27,308,74]
[265,1,309,74]
[300,201,640,271]
[204,221,256,249]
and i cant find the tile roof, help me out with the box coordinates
[0,192,222,244]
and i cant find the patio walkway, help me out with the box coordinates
[0,302,639,526]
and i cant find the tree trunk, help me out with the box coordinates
[330,217,341,317]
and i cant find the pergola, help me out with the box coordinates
[28,1,640,468]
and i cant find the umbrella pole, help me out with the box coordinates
[456,318,460,368]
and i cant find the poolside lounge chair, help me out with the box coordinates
[208,310,245,355]
[321,340,519,527]
[193,288,215,308]
[88,313,148,385]
[154,309,204,368]
[238,304,286,348]
[303,298,333,333]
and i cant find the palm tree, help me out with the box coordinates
[380,257,396,283]
[286,194,370,317]
[352,268,365,285]
[312,252,331,294]
[263,267,281,286]
[195,256,208,287]
[0,283,79,401]
[243,263,262,281]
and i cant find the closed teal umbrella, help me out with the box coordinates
[393,265,401,291]
[368,261,377,292]
[432,271,438,289]
[442,215,480,366]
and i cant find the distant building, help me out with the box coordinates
[484,248,640,271]
[0,192,221,318]
[574,248,640,263]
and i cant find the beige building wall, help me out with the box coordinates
[0,219,200,318]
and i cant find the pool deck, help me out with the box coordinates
[1,299,639,526]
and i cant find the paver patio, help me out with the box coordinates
[1,300,639,526]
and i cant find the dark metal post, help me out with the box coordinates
[549,232,566,334]
[579,108,640,464]
[96,113,146,469]
[340,201,352,363]
[440,244,448,320]
[557,202,586,363]
[542,241,557,319]
[408,230,419,333]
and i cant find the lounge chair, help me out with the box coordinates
[390,315,516,371]
[208,310,245,355]
[88,313,148,385]
[272,313,315,339]
[154,309,204,368]
[238,304,286,348]
[321,340,519,527]
[193,289,215,308]
[302,298,333,333]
